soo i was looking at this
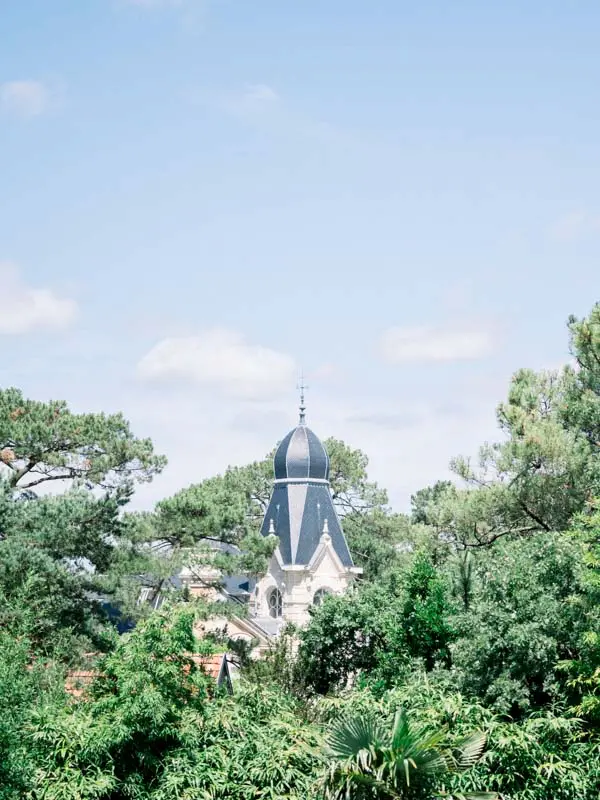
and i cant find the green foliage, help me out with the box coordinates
[428,363,599,548]
[0,633,64,799]
[155,683,323,800]
[450,534,585,717]
[242,623,301,693]
[324,437,388,514]
[557,502,600,723]
[0,481,149,658]
[323,704,493,800]
[563,304,600,452]
[155,470,256,548]
[28,606,212,799]
[298,553,455,695]
[411,481,456,526]
[343,510,408,582]
[318,676,600,800]
[430,305,600,551]
[297,588,385,695]
[0,387,166,491]
[26,606,323,800]
[0,389,169,658]
[402,553,455,669]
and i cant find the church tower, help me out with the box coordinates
[250,389,361,630]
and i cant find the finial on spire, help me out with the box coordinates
[297,370,309,425]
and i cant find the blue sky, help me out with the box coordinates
[1,0,599,510]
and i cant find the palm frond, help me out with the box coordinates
[390,708,410,750]
[325,708,494,800]
[326,714,387,762]
[454,731,488,771]
[323,766,392,800]
[390,709,448,774]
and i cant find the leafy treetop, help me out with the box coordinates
[0,387,166,492]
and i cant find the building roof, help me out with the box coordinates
[273,424,329,481]
[64,653,233,698]
[185,653,233,693]
[65,670,97,698]
[262,419,354,568]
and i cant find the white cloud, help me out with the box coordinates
[0,263,78,334]
[218,83,280,116]
[242,84,279,105]
[552,210,600,242]
[379,324,494,364]
[0,80,51,118]
[136,328,296,398]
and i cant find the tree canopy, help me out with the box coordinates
[0,387,166,492]
[4,303,600,799]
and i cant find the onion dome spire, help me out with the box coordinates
[297,371,308,425]
[261,393,354,568]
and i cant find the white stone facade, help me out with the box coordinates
[250,530,362,628]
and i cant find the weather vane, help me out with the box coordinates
[297,370,309,424]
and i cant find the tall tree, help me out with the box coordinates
[423,304,600,548]
[0,482,154,659]
[410,481,456,525]
[343,510,410,582]
[325,437,388,514]
[0,388,167,659]
[0,387,166,492]
[450,533,585,717]
[297,552,455,695]
[563,303,600,452]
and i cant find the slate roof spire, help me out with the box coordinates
[261,403,354,568]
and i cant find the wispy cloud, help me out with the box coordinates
[0,263,78,334]
[379,323,494,364]
[185,80,356,151]
[0,80,52,118]
[552,210,600,242]
[136,328,296,399]
[216,83,280,117]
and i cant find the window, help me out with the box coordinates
[313,587,332,606]
[138,586,152,604]
[268,588,283,618]
[152,593,164,611]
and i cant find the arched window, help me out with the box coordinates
[313,587,332,607]
[268,588,283,618]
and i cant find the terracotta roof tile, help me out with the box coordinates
[64,654,231,698]
[188,653,225,679]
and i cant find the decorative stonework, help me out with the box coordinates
[251,416,361,630]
